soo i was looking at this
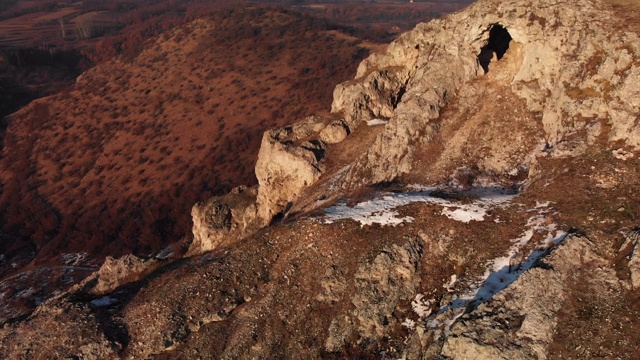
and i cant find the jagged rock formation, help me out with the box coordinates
[332,0,640,185]
[439,234,616,359]
[325,237,424,352]
[188,116,333,254]
[87,255,161,296]
[2,0,640,358]
[255,116,328,224]
[188,186,259,255]
[190,0,640,253]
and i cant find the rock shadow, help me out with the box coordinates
[478,24,512,73]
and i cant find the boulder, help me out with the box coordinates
[90,254,158,295]
[319,119,350,144]
[188,185,259,256]
[255,127,326,224]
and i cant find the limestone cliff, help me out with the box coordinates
[188,0,640,255]
[332,0,640,185]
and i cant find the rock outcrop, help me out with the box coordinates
[439,234,615,359]
[192,0,640,246]
[2,0,640,358]
[319,119,350,144]
[619,227,640,289]
[325,236,424,352]
[188,185,259,255]
[0,297,118,359]
[331,0,640,185]
[255,118,327,224]
[88,254,159,295]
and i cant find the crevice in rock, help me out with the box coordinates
[270,201,294,225]
[477,24,512,73]
[301,139,326,162]
[392,85,407,110]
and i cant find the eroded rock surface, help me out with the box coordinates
[0,298,118,359]
[89,254,159,296]
[332,0,640,185]
[619,227,640,289]
[188,185,259,255]
[191,0,640,247]
[255,119,327,224]
[325,237,423,351]
[2,0,640,358]
[440,234,614,359]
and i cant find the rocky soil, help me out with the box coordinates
[2,0,640,358]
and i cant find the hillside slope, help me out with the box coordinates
[1,0,640,358]
[0,8,374,322]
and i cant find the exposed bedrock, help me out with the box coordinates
[190,0,640,253]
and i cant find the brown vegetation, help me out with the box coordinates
[0,8,374,276]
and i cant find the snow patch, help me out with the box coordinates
[535,200,552,208]
[323,196,414,226]
[443,274,457,290]
[90,296,118,308]
[411,294,434,317]
[62,252,88,266]
[402,318,416,329]
[441,204,486,223]
[463,230,567,308]
[366,118,388,126]
[321,189,515,227]
[426,202,567,339]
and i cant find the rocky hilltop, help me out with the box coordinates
[2,0,640,358]
[0,8,375,322]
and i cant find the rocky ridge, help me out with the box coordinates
[2,0,640,358]
[188,0,640,256]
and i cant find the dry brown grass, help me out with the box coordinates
[0,9,375,271]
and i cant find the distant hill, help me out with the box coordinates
[0,8,374,276]
[0,0,472,124]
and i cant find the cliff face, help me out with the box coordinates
[333,0,640,185]
[2,0,640,358]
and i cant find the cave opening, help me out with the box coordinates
[477,25,512,73]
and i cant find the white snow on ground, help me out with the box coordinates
[323,196,414,226]
[396,200,567,341]
[441,204,486,223]
[321,189,515,227]
[423,203,568,339]
[456,229,568,310]
[443,274,457,290]
[90,296,118,308]
[535,200,552,208]
[62,252,88,266]
[321,186,569,341]
[412,294,435,317]
[402,318,416,329]
[366,118,388,126]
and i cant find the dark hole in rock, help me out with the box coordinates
[478,25,512,73]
